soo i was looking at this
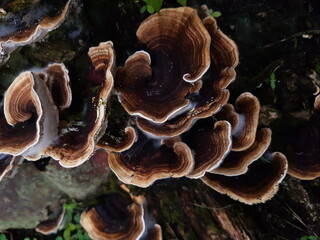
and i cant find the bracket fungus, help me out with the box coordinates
[108,130,194,187]
[80,193,162,240]
[132,7,239,137]
[201,152,288,204]
[0,0,72,66]
[181,119,232,179]
[97,6,289,204]
[0,65,62,160]
[116,7,211,123]
[35,208,65,235]
[43,41,115,167]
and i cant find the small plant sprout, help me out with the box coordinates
[176,0,187,6]
[269,72,277,90]
[60,202,91,240]
[265,64,281,90]
[300,236,319,240]
[140,0,163,14]
[0,234,7,240]
[208,8,222,18]
[140,0,187,14]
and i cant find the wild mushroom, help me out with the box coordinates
[45,63,72,111]
[108,129,194,188]
[98,126,136,152]
[280,123,320,180]
[35,208,65,235]
[215,93,260,151]
[43,41,115,167]
[134,9,238,137]
[211,128,272,176]
[0,0,72,66]
[201,152,288,204]
[115,7,211,123]
[181,118,232,178]
[80,193,145,240]
[0,68,59,160]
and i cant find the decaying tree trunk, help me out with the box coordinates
[142,176,320,240]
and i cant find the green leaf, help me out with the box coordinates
[63,228,71,240]
[63,203,76,210]
[176,0,187,6]
[308,237,318,240]
[149,0,162,12]
[270,72,276,80]
[55,237,63,240]
[300,236,318,240]
[83,232,91,240]
[23,238,30,240]
[211,11,222,18]
[0,234,8,240]
[73,213,81,224]
[146,4,155,14]
[140,5,147,13]
[269,72,276,90]
[76,230,84,239]
[69,223,76,231]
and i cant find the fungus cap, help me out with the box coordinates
[134,14,238,137]
[1,70,59,159]
[44,41,115,167]
[108,130,194,187]
[80,194,145,240]
[212,128,272,176]
[116,7,211,123]
[201,152,288,204]
[181,119,232,179]
[0,0,72,65]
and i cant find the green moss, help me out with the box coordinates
[312,59,320,74]
[194,205,220,233]
[160,191,186,229]
[6,0,34,13]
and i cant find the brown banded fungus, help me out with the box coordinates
[102,6,289,205]
[35,208,65,235]
[201,152,288,204]
[116,7,211,124]
[212,128,272,176]
[281,122,320,180]
[134,8,238,137]
[181,119,232,178]
[0,0,72,66]
[274,96,320,180]
[98,126,136,152]
[215,93,260,151]
[0,67,60,160]
[108,130,194,187]
[80,193,145,240]
[45,63,72,110]
[43,41,115,167]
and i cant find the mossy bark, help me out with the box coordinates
[140,177,320,240]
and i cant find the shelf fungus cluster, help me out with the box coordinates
[0,41,114,169]
[98,6,288,205]
[0,7,291,232]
